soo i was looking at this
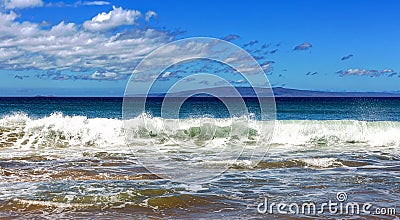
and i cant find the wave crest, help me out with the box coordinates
[1,113,400,149]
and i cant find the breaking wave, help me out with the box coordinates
[1,112,400,149]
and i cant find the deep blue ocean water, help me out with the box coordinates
[1,97,399,121]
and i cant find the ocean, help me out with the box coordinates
[0,97,399,219]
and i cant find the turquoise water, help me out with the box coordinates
[1,97,399,121]
[0,97,399,218]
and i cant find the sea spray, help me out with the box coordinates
[1,113,400,149]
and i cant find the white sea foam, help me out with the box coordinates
[271,120,400,148]
[0,112,125,149]
[1,113,400,151]
[301,157,340,168]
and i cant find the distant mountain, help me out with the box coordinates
[271,87,400,97]
[140,87,400,97]
[34,95,57,98]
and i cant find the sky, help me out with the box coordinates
[0,0,400,96]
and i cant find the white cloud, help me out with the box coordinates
[381,68,395,74]
[45,1,111,8]
[0,8,175,79]
[337,68,377,76]
[48,21,77,36]
[81,71,123,80]
[161,71,171,78]
[293,42,312,51]
[145,10,157,21]
[1,7,259,82]
[83,5,141,32]
[0,10,18,23]
[337,68,397,77]
[81,1,110,6]
[4,0,44,9]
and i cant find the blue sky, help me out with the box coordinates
[0,0,400,96]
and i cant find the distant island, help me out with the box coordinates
[271,87,400,97]
[34,95,57,98]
